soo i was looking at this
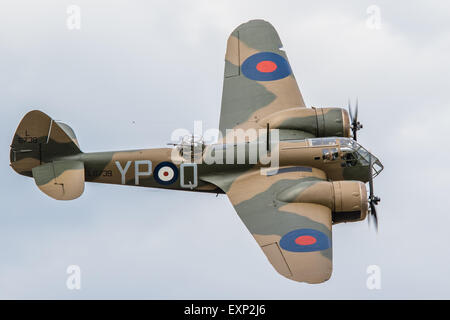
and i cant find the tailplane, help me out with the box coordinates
[10,110,85,200]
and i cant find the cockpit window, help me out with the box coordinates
[342,152,358,167]
[307,137,384,176]
[309,137,338,146]
[322,147,339,161]
[322,148,331,160]
[337,138,358,149]
[337,138,384,177]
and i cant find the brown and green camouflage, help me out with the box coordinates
[9,20,383,284]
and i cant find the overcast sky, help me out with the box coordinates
[1,0,450,299]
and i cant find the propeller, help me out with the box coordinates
[348,98,363,141]
[368,153,381,231]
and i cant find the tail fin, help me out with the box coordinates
[10,110,85,200]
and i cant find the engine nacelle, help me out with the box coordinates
[259,107,351,138]
[331,181,368,224]
[277,180,368,224]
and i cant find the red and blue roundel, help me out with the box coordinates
[241,52,292,81]
[279,228,331,252]
[153,162,178,185]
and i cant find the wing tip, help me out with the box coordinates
[231,19,277,35]
[288,269,333,284]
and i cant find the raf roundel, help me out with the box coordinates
[279,228,331,252]
[241,52,292,81]
[153,161,179,185]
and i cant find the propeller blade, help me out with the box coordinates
[369,168,374,199]
[348,98,353,121]
[347,98,360,141]
[370,201,378,232]
[367,153,379,232]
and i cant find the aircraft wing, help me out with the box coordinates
[202,167,333,283]
[219,19,306,134]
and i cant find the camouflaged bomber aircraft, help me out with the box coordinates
[10,19,383,284]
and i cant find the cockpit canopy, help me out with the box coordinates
[307,137,383,177]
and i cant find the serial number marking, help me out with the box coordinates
[17,136,38,144]
[86,169,112,177]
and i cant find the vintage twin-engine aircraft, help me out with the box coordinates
[10,20,383,283]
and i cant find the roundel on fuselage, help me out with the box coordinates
[153,161,179,185]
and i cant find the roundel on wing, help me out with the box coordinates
[241,52,292,81]
[153,161,179,185]
[279,228,331,252]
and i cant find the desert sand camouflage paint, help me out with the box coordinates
[9,20,382,284]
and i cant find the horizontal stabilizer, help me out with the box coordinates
[32,160,85,200]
